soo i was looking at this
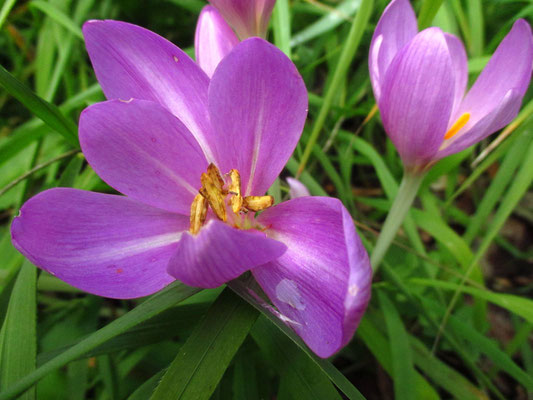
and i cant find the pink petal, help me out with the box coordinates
[437,89,522,159]
[195,6,239,78]
[369,0,418,102]
[287,177,310,199]
[208,0,275,39]
[79,99,208,214]
[445,33,468,118]
[457,19,533,127]
[208,38,307,196]
[379,28,455,168]
[82,20,216,161]
[253,197,372,358]
[167,220,287,289]
[11,189,187,299]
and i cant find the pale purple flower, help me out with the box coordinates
[11,21,372,358]
[208,0,275,39]
[370,0,533,171]
[195,5,239,78]
[287,177,310,198]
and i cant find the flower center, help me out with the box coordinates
[444,112,470,140]
[189,163,274,234]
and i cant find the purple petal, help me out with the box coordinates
[79,99,208,214]
[208,0,275,39]
[287,177,310,199]
[369,0,417,102]
[208,38,307,196]
[167,220,287,289]
[11,189,187,299]
[82,20,216,161]
[253,197,372,358]
[379,28,455,168]
[195,6,239,78]
[437,89,522,159]
[445,33,468,117]
[457,19,533,127]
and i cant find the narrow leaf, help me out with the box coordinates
[150,288,258,400]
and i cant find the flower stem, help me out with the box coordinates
[370,171,425,272]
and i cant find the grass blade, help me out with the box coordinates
[378,291,415,400]
[0,65,78,147]
[0,261,37,400]
[150,288,258,400]
[0,282,201,400]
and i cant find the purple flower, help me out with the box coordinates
[11,21,372,358]
[370,0,533,171]
[208,0,276,39]
[195,5,239,78]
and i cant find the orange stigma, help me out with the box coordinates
[444,112,470,140]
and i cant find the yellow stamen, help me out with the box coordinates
[200,166,227,222]
[444,112,470,140]
[243,195,274,212]
[189,194,208,235]
[228,169,243,214]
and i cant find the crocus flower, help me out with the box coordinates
[287,177,311,198]
[208,0,276,39]
[11,21,372,358]
[369,0,533,172]
[195,5,239,77]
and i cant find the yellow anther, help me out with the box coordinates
[444,112,470,140]
[206,163,226,194]
[200,166,227,222]
[189,194,208,235]
[228,169,243,214]
[243,195,274,212]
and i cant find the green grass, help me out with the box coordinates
[0,0,532,399]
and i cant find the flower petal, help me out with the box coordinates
[195,6,239,78]
[167,220,287,289]
[11,189,187,299]
[253,197,372,358]
[208,0,275,39]
[287,177,310,199]
[379,27,455,168]
[445,33,468,117]
[369,0,417,102]
[82,20,216,161]
[457,19,533,127]
[208,38,307,196]
[79,99,208,214]
[437,89,522,159]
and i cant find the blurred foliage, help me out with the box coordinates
[0,0,532,399]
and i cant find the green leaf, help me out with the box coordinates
[127,370,165,400]
[229,281,367,400]
[290,0,362,48]
[150,288,258,400]
[252,316,343,400]
[423,298,533,390]
[412,279,533,325]
[0,65,79,147]
[418,0,445,29]
[0,261,37,400]
[297,0,373,174]
[272,0,291,57]
[0,282,201,400]
[30,1,83,40]
[0,0,16,30]
[357,316,440,400]
[378,291,415,400]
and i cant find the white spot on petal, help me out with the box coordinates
[173,56,179,62]
[349,284,359,297]
[276,279,306,310]
[119,98,134,103]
